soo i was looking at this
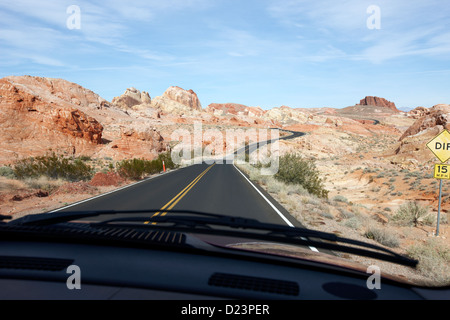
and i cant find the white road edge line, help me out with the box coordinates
[233,163,319,253]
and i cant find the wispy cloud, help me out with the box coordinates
[0,0,210,67]
[358,26,450,63]
[267,0,450,64]
[203,27,273,58]
[267,0,368,34]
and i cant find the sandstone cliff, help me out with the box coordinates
[112,87,151,110]
[151,86,202,116]
[0,76,104,162]
[0,76,167,164]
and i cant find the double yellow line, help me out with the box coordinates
[145,164,216,224]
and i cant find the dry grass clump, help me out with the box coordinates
[23,176,67,193]
[363,226,400,248]
[407,238,450,284]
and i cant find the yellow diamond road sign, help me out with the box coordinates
[427,130,450,163]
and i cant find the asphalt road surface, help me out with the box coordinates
[53,129,306,228]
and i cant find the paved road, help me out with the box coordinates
[53,129,306,228]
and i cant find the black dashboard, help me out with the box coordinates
[0,236,447,301]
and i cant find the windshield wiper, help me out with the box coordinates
[9,209,338,242]
[8,209,165,226]
[93,213,339,241]
[0,215,12,222]
[8,209,418,268]
[9,209,244,227]
[93,213,418,268]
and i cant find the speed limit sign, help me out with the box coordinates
[434,164,450,179]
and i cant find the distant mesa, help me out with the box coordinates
[359,96,399,112]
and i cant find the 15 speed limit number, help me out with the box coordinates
[434,164,450,180]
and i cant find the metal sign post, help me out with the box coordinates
[437,179,442,236]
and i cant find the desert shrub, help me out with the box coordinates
[117,152,177,180]
[421,212,448,226]
[364,226,400,248]
[333,195,348,203]
[267,180,284,193]
[274,153,328,198]
[392,201,428,227]
[338,207,354,219]
[25,176,66,193]
[344,216,362,229]
[116,159,149,180]
[13,153,93,182]
[0,166,16,179]
[155,151,176,170]
[407,238,450,285]
[316,208,334,219]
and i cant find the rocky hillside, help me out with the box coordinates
[0,76,166,163]
[388,104,450,167]
[0,75,432,169]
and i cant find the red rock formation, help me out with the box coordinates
[390,104,450,166]
[50,108,103,143]
[0,78,103,148]
[4,75,111,111]
[105,127,165,160]
[0,76,106,164]
[0,76,173,164]
[207,103,265,117]
[408,106,428,119]
[359,96,399,112]
[400,104,450,141]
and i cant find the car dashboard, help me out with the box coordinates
[0,226,447,303]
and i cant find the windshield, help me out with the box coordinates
[0,1,449,291]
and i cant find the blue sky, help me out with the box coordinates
[1,0,450,110]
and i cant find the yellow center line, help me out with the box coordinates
[145,164,216,224]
